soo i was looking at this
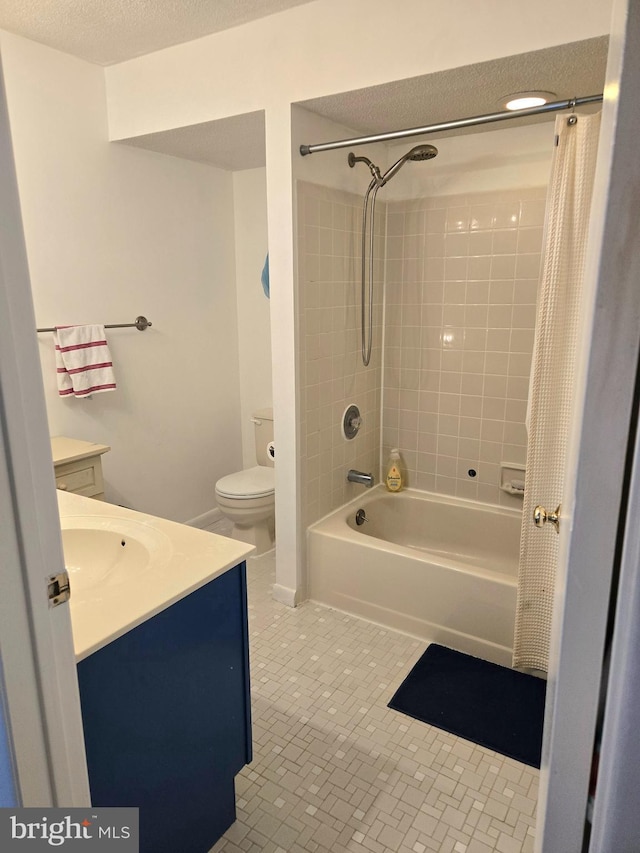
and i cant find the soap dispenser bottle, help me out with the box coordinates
[385,448,403,492]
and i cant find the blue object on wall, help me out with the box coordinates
[261,253,270,298]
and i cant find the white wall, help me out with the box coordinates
[232,168,272,467]
[105,0,611,138]
[0,31,244,523]
[292,106,390,192]
[292,106,555,199]
[384,122,556,199]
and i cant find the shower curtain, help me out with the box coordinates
[513,111,601,672]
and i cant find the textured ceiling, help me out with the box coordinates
[0,0,317,65]
[298,37,609,145]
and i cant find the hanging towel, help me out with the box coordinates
[54,324,116,398]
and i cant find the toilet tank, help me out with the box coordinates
[253,408,274,467]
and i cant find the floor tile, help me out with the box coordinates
[210,554,538,852]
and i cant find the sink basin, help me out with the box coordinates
[61,515,172,595]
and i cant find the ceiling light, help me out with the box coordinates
[503,91,556,111]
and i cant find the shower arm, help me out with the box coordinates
[349,152,383,186]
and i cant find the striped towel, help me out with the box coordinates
[54,324,116,398]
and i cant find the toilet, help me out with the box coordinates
[215,408,275,555]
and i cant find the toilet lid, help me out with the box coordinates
[216,466,275,499]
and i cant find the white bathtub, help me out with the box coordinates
[307,487,521,666]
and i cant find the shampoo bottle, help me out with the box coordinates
[385,448,403,492]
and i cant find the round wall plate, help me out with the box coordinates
[342,404,362,440]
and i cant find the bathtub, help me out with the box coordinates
[307,487,521,666]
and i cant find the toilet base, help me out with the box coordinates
[229,516,275,557]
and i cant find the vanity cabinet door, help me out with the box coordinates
[54,457,105,498]
[77,562,251,853]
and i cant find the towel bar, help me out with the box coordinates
[37,316,152,333]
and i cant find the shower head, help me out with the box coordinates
[407,143,439,161]
[379,143,438,186]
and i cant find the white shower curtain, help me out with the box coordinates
[513,112,601,672]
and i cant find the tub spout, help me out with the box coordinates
[347,469,374,488]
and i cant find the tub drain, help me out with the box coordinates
[355,508,367,526]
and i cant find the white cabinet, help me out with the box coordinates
[51,437,110,500]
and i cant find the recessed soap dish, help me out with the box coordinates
[500,462,526,496]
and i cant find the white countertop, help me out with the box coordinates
[57,491,254,662]
[51,436,111,465]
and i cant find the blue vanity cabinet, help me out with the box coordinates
[77,562,252,853]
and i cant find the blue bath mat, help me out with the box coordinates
[388,644,546,768]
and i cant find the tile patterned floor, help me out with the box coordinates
[210,552,538,853]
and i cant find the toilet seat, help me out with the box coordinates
[215,466,275,500]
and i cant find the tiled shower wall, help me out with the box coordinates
[297,182,546,525]
[382,187,546,507]
[297,181,383,527]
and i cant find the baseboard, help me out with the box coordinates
[186,507,223,529]
[272,583,298,608]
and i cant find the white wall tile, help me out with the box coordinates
[298,180,382,526]
[300,182,546,516]
[382,187,546,504]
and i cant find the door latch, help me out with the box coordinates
[48,571,71,607]
[533,504,561,534]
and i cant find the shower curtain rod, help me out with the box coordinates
[299,94,603,156]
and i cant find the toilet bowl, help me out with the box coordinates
[215,410,275,555]
[215,466,275,554]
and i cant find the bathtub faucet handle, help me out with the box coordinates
[347,469,374,488]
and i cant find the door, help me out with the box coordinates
[0,56,89,806]
[534,0,640,849]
